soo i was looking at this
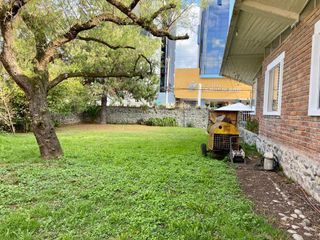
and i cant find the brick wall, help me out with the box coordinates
[256,7,320,161]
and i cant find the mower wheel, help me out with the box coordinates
[201,144,207,157]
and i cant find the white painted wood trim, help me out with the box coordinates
[308,20,320,116]
[263,52,285,116]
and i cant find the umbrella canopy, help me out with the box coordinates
[215,102,253,112]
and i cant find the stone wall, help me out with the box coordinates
[94,107,209,129]
[52,113,82,125]
[240,127,320,203]
[53,107,208,129]
[239,127,258,146]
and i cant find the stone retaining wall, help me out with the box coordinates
[52,113,82,125]
[56,107,209,129]
[240,127,320,203]
[100,107,209,129]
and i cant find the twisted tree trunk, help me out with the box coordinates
[100,91,108,124]
[28,83,63,159]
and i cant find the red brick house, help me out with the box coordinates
[221,0,320,202]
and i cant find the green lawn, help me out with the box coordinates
[0,125,286,240]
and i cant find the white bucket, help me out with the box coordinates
[264,152,274,171]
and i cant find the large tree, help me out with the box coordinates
[0,0,191,159]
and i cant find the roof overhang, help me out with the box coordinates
[221,0,310,84]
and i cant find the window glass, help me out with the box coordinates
[199,1,230,76]
[268,64,280,112]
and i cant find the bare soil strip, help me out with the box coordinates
[236,158,320,240]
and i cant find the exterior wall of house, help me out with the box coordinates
[255,7,320,201]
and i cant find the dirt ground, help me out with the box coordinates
[235,157,320,240]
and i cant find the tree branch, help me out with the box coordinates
[134,54,153,74]
[149,4,176,22]
[129,0,141,11]
[77,36,136,50]
[1,0,30,23]
[38,0,188,72]
[164,4,194,29]
[76,36,153,74]
[37,14,134,71]
[0,0,31,92]
[21,12,48,62]
[49,71,149,90]
[105,0,189,40]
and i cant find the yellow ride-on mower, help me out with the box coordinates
[201,109,245,162]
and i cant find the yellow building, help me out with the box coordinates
[174,68,252,105]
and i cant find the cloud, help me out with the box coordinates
[212,38,225,48]
[203,50,223,68]
[175,4,201,68]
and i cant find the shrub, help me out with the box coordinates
[186,122,194,128]
[145,117,177,127]
[83,105,101,121]
[137,119,145,125]
[140,105,149,112]
[246,118,259,134]
[53,119,61,128]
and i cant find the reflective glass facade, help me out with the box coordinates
[199,0,230,77]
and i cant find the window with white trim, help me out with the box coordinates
[263,52,285,116]
[308,20,320,116]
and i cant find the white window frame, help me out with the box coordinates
[263,52,285,116]
[308,20,320,116]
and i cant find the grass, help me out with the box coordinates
[240,143,263,159]
[0,125,286,240]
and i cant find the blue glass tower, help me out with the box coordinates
[199,0,231,77]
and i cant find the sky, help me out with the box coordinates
[175,0,235,70]
[175,3,201,68]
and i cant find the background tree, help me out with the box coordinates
[0,76,16,133]
[0,0,196,159]
[81,33,159,124]
[86,74,158,124]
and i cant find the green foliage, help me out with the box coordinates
[0,76,30,133]
[48,80,90,115]
[0,75,91,132]
[0,79,16,133]
[83,105,101,121]
[0,126,286,239]
[145,117,178,127]
[52,119,61,128]
[246,118,259,134]
[241,143,262,159]
[140,104,150,112]
[186,122,194,128]
[10,87,30,133]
